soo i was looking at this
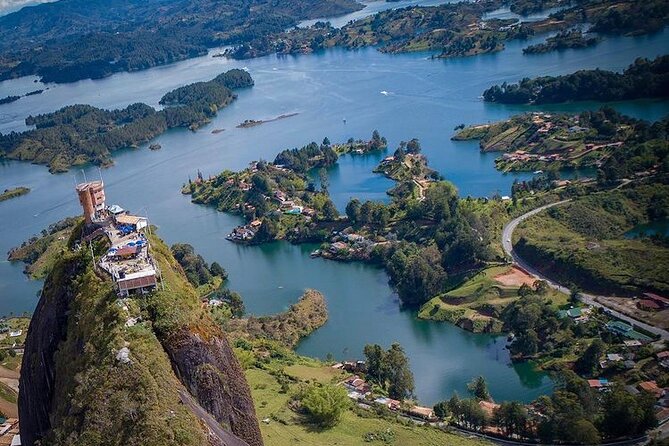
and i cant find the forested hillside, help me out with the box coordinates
[0,0,362,83]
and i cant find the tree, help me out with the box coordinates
[572,419,601,445]
[322,136,330,146]
[533,280,549,295]
[493,401,528,438]
[223,289,245,318]
[468,376,490,401]
[318,167,329,192]
[363,344,387,385]
[406,138,421,154]
[574,339,604,375]
[456,399,487,431]
[321,199,339,221]
[600,386,657,438]
[570,287,581,304]
[518,283,533,297]
[209,261,227,279]
[434,401,450,419]
[301,383,350,427]
[385,343,415,400]
[514,329,539,356]
[254,217,279,242]
[346,199,361,224]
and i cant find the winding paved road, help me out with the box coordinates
[502,200,669,341]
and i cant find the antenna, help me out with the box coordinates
[98,167,104,185]
[81,169,87,183]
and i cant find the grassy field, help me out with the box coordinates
[245,362,490,446]
[418,266,568,333]
[514,188,669,296]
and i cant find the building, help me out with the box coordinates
[643,292,669,309]
[76,181,106,224]
[638,381,663,398]
[478,400,501,418]
[606,321,633,335]
[407,405,437,421]
[115,214,148,231]
[116,269,158,297]
[638,299,661,311]
[374,397,401,411]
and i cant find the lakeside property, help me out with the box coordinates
[453,108,663,173]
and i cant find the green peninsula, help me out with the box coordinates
[523,29,600,54]
[454,108,668,172]
[482,55,669,104]
[0,69,252,172]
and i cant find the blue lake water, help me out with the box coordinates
[0,22,667,405]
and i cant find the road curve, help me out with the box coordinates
[503,200,669,341]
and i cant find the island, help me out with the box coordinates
[0,95,20,105]
[0,186,30,202]
[523,29,600,54]
[452,108,657,172]
[482,55,669,104]
[236,113,299,128]
[0,69,253,173]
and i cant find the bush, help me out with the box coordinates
[301,383,350,427]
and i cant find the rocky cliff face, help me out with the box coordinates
[164,329,264,446]
[19,256,83,445]
[18,235,263,446]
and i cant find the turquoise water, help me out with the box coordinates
[625,220,669,238]
[0,23,667,404]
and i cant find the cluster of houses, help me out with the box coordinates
[226,186,319,242]
[332,361,438,422]
[76,181,159,297]
[501,150,564,164]
[498,113,625,167]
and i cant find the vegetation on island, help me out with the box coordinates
[224,0,669,61]
[0,69,253,172]
[0,96,20,105]
[482,55,669,104]
[183,133,387,245]
[454,107,668,172]
[0,0,362,84]
[581,0,669,36]
[0,186,30,202]
[523,29,600,54]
